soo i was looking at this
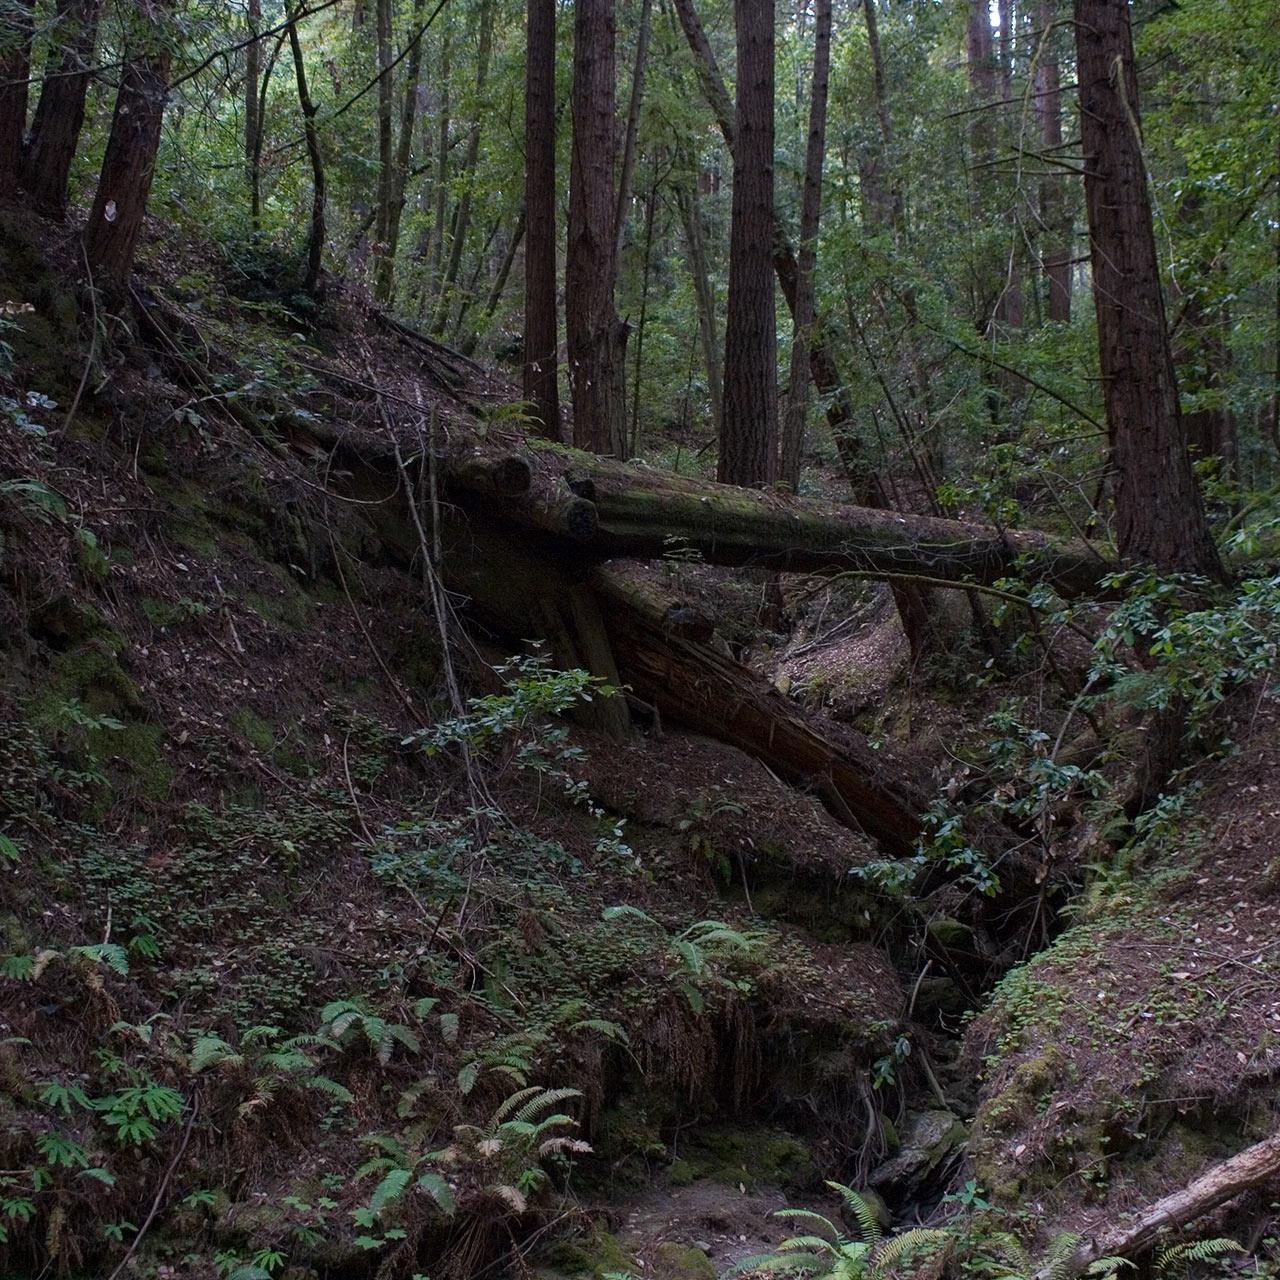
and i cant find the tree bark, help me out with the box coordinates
[780,0,832,491]
[720,0,778,487]
[425,26,451,309]
[244,0,262,228]
[1074,0,1222,577]
[286,4,327,298]
[523,0,561,439]
[567,0,627,456]
[671,0,871,494]
[371,0,396,295]
[1034,0,1071,322]
[83,0,173,295]
[0,0,33,195]
[23,0,102,218]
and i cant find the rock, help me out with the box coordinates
[868,1108,967,1194]
[914,975,968,1020]
[927,917,973,948]
[652,1242,717,1279]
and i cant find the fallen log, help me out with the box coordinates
[1051,1129,1280,1278]
[444,443,1114,598]
[592,566,928,854]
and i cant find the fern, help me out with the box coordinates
[869,1228,950,1278]
[824,1182,884,1246]
[1155,1239,1242,1274]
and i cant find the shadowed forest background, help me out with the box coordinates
[0,0,1279,1277]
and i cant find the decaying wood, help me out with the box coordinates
[1056,1129,1280,1278]
[592,567,928,853]
[439,443,1113,596]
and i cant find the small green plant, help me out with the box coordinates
[601,906,765,1012]
[318,998,421,1064]
[727,1182,950,1278]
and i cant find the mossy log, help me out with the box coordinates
[439,443,1113,597]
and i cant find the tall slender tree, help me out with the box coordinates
[375,0,428,302]
[1074,0,1221,576]
[780,0,833,490]
[84,0,173,292]
[286,1,327,298]
[0,0,33,194]
[567,0,627,456]
[24,0,102,217]
[719,0,777,486]
[431,0,494,334]
[1034,0,1071,322]
[244,0,262,227]
[523,0,561,438]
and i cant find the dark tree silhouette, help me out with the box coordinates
[523,0,561,439]
[719,0,777,487]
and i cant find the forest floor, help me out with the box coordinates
[0,212,1277,1279]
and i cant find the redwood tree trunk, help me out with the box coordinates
[719,0,778,487]
[245,0,261,227]
[523,0,561,439]
[371,0,396,295]
[24,0,102,217]
[1035,0,1070,322]
[567,0,627,456]
[780,0,832,491]
[1074,0,1221,577]
[83,0,173,293]
[0,0,33,194]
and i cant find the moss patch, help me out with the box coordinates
[669,1124,814,1192]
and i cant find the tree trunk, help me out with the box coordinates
[23,0,102,218]
[1035,0,1070,322]
[244,0,261,228]
[629,174,659,455]
[375,0,428,303]
[567,0,627,456]
[523,0,561,439]
[462,206,525,357]
[286,5,327,298]
[613,0,654,258]
[720,0,778,487]
[671,0,871,494]
[83,0,173,295]
[425,26,451,308]
[780,0,832,491]
[371,0,396,295]
[1074,0,1222,577]
[859,0,902,232]
[431,0,493,335]
[676,173,723,436]
[0,0,33,195]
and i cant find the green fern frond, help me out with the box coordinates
[1085,1256,1135,1279]
[1156,1239,1242,1274]
[871,1228,951,1277]
[1039,1233,1084,1280]
[773,1208,840,1236]
[824,1182,883,1245]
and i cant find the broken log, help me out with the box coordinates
[1053,1129,1280,1278]
[592,567,929,855]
